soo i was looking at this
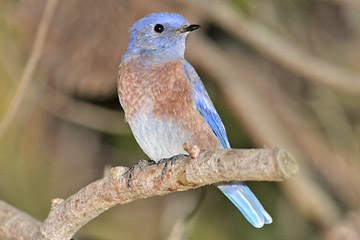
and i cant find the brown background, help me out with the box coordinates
[1,0,360,239]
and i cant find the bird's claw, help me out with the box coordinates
[123,159,156,190]
[158,154,189,180]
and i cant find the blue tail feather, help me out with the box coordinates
[216,181,272,228]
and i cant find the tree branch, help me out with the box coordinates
[183,0,360,94]
[0,147,298,240]
[0,200,41,240]
[0,0,58,139]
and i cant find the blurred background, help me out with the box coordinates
[1,0,360,239]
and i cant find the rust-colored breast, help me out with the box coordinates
[118,57,221,151]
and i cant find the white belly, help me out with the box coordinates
[129,111,192,162]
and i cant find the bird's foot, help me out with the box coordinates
[123,159,156,190]
[158,154,189,180]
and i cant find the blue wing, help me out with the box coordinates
[183,61,230,149]
[183,61,272,228]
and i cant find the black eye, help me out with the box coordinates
[154,24,164,33]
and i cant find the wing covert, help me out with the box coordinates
[183,61,230,148]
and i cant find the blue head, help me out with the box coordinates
[123,12,200,61]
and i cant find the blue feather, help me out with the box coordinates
[184,61,272,227]
[183,61,230,148]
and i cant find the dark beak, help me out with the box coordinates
[181,24,201,33]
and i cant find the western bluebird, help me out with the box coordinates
[118,12,272,228]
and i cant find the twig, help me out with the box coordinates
[0,0,58,139]
[0,146,295,240]
[324,210,360,240]
[183,0,360,94]
[323,0,360,10]
[0,200,41,240]
[41,89,130,136]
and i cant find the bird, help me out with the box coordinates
[117,12,272,228]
